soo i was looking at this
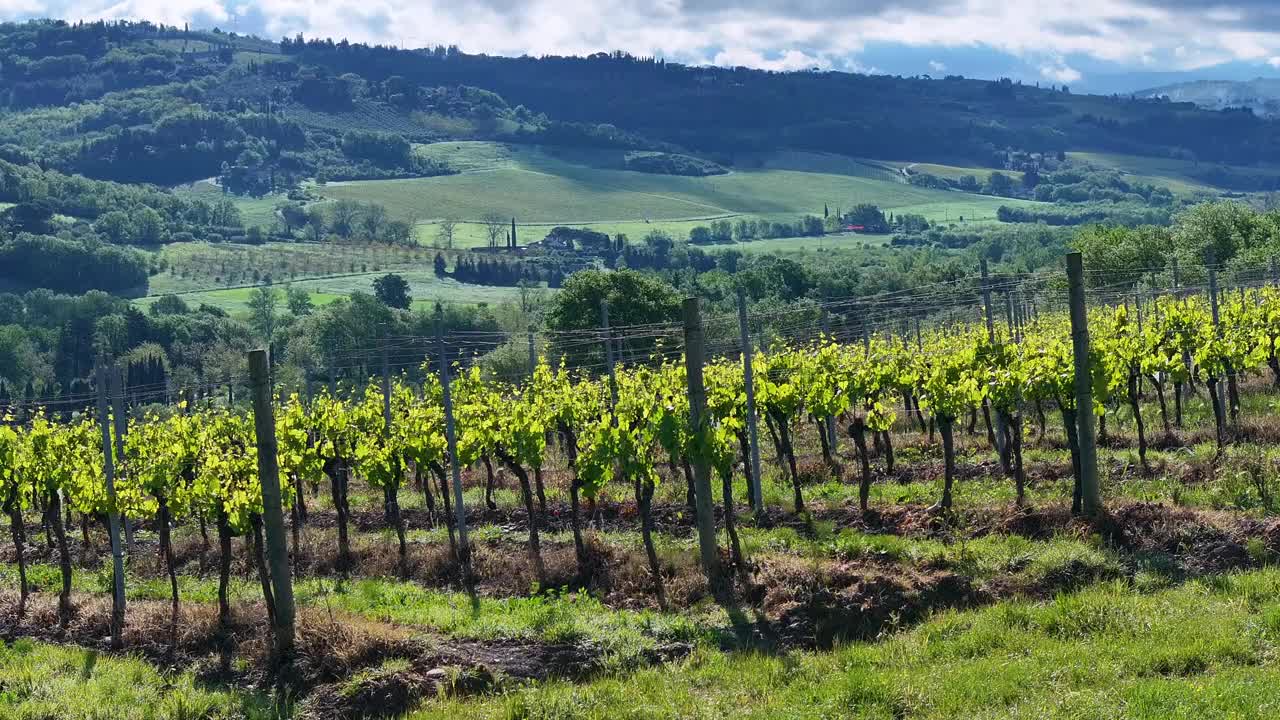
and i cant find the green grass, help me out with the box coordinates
[414,215,741,250]
[149,239,444,292]
[412,570,1280,719]
[0,639,281,719]
[739,150,897,177]
[139,240,538,313]
[0,559,701,665]
[136,271,529,314]
[710,229,896,255]
[171,180,283,228]
[316,142,1042,247]
[1062,151,1280,196]
[17,568,1280,719]
[884,160,1025,184]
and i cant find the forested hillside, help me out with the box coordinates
[4,19,1280,190]
[0,17,1277,404]
[283,36,1280,166]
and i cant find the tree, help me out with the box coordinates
[518,279,547,318]
[248,287,280,339]
[710,219,733,243]
[0,326,39,387]
[1,202,55,239]
[843,204,889,233]
[211,198,243,228]
[643,230,674,266]
[286,286,314,316]
[360,203,388,241]
[382,220,412,246]
[986,171,1014,197]
[94,211,134,244]
[132,207,168,245]
[433,253,448,277]
[482,212,506,249]
[149,295,189,316]
[330,200,362,239]
[0,236,149,295]
[437,218,457,249]
[510,217,518,248]
[305,208,326,242]
[373,273,411,309]
[1071,225,1172,289]
[546,269,680,366]
[1171,200,1261,268]
[93,314,128,358]
[278,202,309,235]
[341,131,413,167]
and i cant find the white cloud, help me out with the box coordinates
[1040,61,1083,84]
[14,1,1280,76]
[1038,53,1083,84]
[65,0,231,27]
[1269,56,1280,68]
[711,48,829,71]
[928,60,946,72]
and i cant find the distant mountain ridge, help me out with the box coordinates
[1137,78,1280,117]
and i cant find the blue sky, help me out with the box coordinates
[8,0,1280,93]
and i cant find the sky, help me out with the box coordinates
[8,0,1280,93]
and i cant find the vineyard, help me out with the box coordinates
[10,256,1280,718]
[151,241,446,294]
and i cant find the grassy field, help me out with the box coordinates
[717,231,893,254]
[172,179,284,228]
[1066,152,1221,195]
[167,146,1275,253]
[139,241,537,314]
[889,152,1280,199]
[1062,151,1280,196]
[138,271,529,314]
[884,160,1026,185]
[413,215,741,249]
[0,639,280,719]
[13,571,1280,719]
[414,574,1280,719]
[150,240,446,292]
[314,142,1041,248]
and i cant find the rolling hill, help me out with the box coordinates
[313,142,1041,247]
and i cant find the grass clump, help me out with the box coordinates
[410,570,1280,719]
[0,639,282,719]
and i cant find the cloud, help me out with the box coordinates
[1039,60,1082,84]
[12,0,1280,77]
[711,48,829,71]
[1269,56,1280,68]
[928,60,946,72]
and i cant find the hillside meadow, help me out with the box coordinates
[313,143,1041,247]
